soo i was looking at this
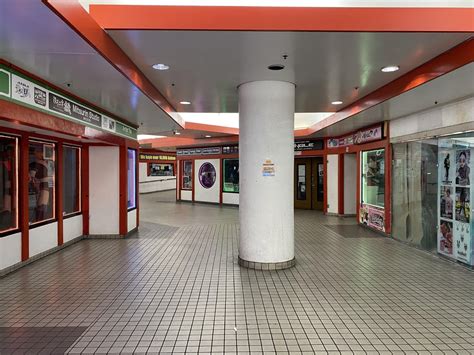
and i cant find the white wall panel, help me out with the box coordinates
[29,222,58,257]
[194,159,220,203]
[181,190,192,201]
[128,209,137,232]
[343,154,357,215]
[327,154,339,214]
[89,146,120,235]
[0,232,21,270]
[223,192,239,205]
[63,215,83,243]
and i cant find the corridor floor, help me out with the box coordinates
[0,191,473,354]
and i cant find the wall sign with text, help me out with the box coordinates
[328,125,383,148]
[294,140,324,151]
[0,65,137,140]
[177,147,222,156]
[139,153,176,161]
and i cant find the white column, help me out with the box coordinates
[238,80,295,269]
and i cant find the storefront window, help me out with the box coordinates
[182,161,192,190]
[223,159,239,193]
[0,135,18,233]
[296,164,306,200]
[63,146,80,216]
[361,149,385,207]
[29,141,55,225]
[150,163,174,176]
[127,148,137,210]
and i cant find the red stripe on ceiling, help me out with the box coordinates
[303,37,474,136]
[43,0,183,128]
[89,5,474,32]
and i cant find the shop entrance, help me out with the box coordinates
[294,157,324,210]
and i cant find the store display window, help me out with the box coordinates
[150,163,174,177]
[29,140,55,225]
[296,164,306,200]
[182,161,192,190]
[0,135,18,233]
[223,159,239,193]
[127,148,137,210]
[360,148,385,232]
[63,146,81,216]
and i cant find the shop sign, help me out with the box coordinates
[177,147,222,156]
[262,159,275,177]
[139,153,176,161]
[294,140,324,151]
[1,66,138,140]
[328,125,382,148]
[360,204,385,232]
[222,145,239,154]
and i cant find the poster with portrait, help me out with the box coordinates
[455,187,470,223]
[455,149,470,186]
[439,150,453,184]
[453,221,472,265]
[438,219,453,256]
[439,186,454,219]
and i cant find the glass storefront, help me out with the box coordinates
[360,149,386,232]
[392,133,474,266]
[28,140,55,225]
[223,159,239,193]
[182,161,192,190]
[63,146,80,215]
[127,148,137,210]
[150,163,174,176]
[0,135,18,233]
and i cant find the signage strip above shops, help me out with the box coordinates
[0,65,137,140]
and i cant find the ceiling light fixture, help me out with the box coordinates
[268,64,285,71]
[205,135,211,138]
[331,101,343,105]
[180,101,191,105]
[152,63,169,70]
[381,65,400,73]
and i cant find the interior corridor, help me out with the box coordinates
[0,191,472,354]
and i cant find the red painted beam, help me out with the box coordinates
[43,0,183,128]
[90,5,474,32]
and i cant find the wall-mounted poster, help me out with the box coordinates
[438,219,453,256]
[454,221,471,264]
[199,162,216,189]
[440,186,454,219]
[439,151,453,184]
[455,149,470,186]
[360,203,385,232]
[455,187,470,223]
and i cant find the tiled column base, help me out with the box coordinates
[238,256,295,270]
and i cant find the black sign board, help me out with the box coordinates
[177,147,222,156]
[294,140,324,151]
[49,93,101,127]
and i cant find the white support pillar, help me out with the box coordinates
[238,80,295,270]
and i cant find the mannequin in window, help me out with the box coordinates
[29,148,50,222]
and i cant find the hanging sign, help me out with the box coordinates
[294,140,324,151]
[177,146,222,156]
[328,125,383,148]
[1,65,138,140]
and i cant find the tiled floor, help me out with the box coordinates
[0,190,473,354]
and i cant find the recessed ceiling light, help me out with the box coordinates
[205,135,211,138]
[174,132,181,135]
[180,101,191,105]
[268,64,285,71]
[381,65,400,73]
[152,63,169,70]
[331,101,343,105]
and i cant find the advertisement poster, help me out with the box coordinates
[360,204,385,232]
[455,187,470,223]
[455,149,470,186]
[440,186,454,219]
[439,150,453,184]
[453,221,471,264]
[438,219,453,256]
[198,162,216,189]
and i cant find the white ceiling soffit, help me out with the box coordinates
[314,62,474,138]
[79,0,474,11]
[0,0,180,134]
[175,112,333,130]
[108,30,471,114]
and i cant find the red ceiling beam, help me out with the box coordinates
[90,5,474,32]
[43,0,184,128]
